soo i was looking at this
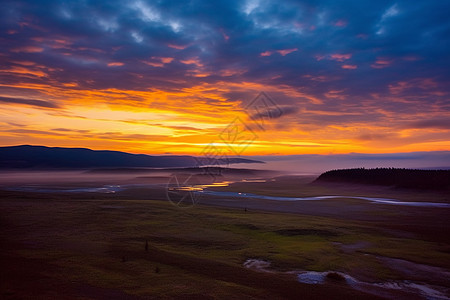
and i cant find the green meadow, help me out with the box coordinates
[1,179,449,299]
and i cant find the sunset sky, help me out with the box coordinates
[0,0,449,155]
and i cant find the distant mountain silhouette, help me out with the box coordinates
[0,145,262,169]
[315,168,450,190]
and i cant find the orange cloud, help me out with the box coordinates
[341,64,357,69]
[315,53,352,62]
[220,68,246,76]
[143,57,174,67]
[389,81,410,94]
[324,90,346,99]
[12,61,36,66]
[190,71,210,77]
[180,57,203,67]
[371,58,393,69]
[277,48,298,56]
[261,48,298,57]
[160,57,174,64]
[11,46,44,53]
[168,43,188,50]
[62,82,79,87]
[0,66,47,77]
[330,53,352,62]
[417,78,438,89]
[388,78,438,94]
[107,62,124,67]
[143,61,164,67]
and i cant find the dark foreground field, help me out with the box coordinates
[0,174,449,299]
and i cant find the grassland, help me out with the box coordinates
[0,174,449,299]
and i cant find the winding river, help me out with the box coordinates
[199,190,450,208]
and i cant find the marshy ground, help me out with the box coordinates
[0,173,449,299]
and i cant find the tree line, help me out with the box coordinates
[316,168,450,190]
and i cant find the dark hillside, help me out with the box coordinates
[315,168,450,190]
[0,145,262,169]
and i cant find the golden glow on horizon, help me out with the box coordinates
[1,78,449,155]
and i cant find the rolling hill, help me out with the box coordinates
[0,145,262,169]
